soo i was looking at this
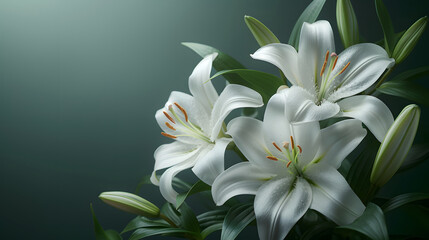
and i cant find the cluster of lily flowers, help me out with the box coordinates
[148,20,398,239]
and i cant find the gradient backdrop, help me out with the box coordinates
[1,0,428,239]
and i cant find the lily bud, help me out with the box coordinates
[336,0,360,48]
[99,191,160,218]
[244,15,280,47]
[393,16,427,64]
[371,104,420,187]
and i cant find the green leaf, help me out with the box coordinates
[399,143,429,172]
[244,15,280,46]
[336,0,360,48]
[176,180,211,209]
[121,217,169,234]
[178,203,201,234]
[129,228,200,240]
[135,175,192,194]
[300,222,334,240]
[211,69,284,103]
[160,203,181,227]
[375,0,395,55]
[346,134,380,203]
[390,65,429,82]
[288,0,326,49]
[182,42,246,85]
[221,203,255,240]
[393,16,428,63]
[377,81,429,106]
[336,203,389,240]
[382,192,429,213]
[198,209,228,229]
[201,223,223,239]
[91,204,122,240]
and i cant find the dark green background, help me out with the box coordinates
[0,0,428,239]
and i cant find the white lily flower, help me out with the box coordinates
[251,20,395,141]
[212,94,367,240]
[151,53,263,204]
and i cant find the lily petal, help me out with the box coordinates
[312,119,366,169]
[188,53,219,113]
[251,43,300,86]
[153,141,200,173]
[327,43,395,102]
[254,176,312,240]
[298,20,335,92]
[337,95,394,142]
[211,162,275,205]
[155,91,210,144]
[210,84,263,141]
[192,138,232,185]
[280,87,340,123]
[228,117,284,172]
[158,153,202,204]
[305,165,365,225]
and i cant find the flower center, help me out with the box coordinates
[265,136,303,175]
[160,102,211,143]
[316,50,351,103]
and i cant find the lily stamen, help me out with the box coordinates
[163,111,175,124]
[272,142,282,152]
[286,160,292,168]
[331,54,338,70]
[165,122,176,131]
[161,132,177,139]
[290,136,295,149]
[266,156,278,161]
[320,50,330,76]
[174,102,188,122]
[339,61,351,75]
[297,145,302,153]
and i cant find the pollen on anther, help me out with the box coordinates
[266,156,278,161]
[290,136,295,149]
[163,111,175,124]
[286,161,292,168]
[161,132,177,139]
[339,61,351,75]
[332,56,338,70]
[320,50,330,76]
[297,145,302,153]
[165,122,176,131]
[272,142,282,152]
[174,102,188,122]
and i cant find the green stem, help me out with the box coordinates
[367,66,395,95]
[159,213,178,228]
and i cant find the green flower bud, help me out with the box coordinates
[393,16,427,64]
[244,15,280,47]
[371,104,420,187]
[99,191,160,218]
[336,0,360,48]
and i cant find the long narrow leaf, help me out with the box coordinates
[382,192,429,213]
[288,0,326,49]
[179,203,201,233]
[129,228,199,240]
[375,0,395,55]
[211,69,284,103]
[390,65,429,82]
[91,204,122,240]
[221,203,255,240]
[399,143,429,172]
[336,203,389,240]
[121,217,169,234]
[244,15,280,46]
[176,180,211,209]
[377,81,429,106]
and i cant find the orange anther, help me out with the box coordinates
[174,102,188,122]
[332,56,338,70]
[339,61,351,75]
[272,142,282,152]
[165,122,176,131]
[163,111,175,124]
[320,50,330,76]
[290,136,295,149]
[286,161,292,168]
[297,145,302,153]
[161,132,177,139]
[266,156,278,161]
